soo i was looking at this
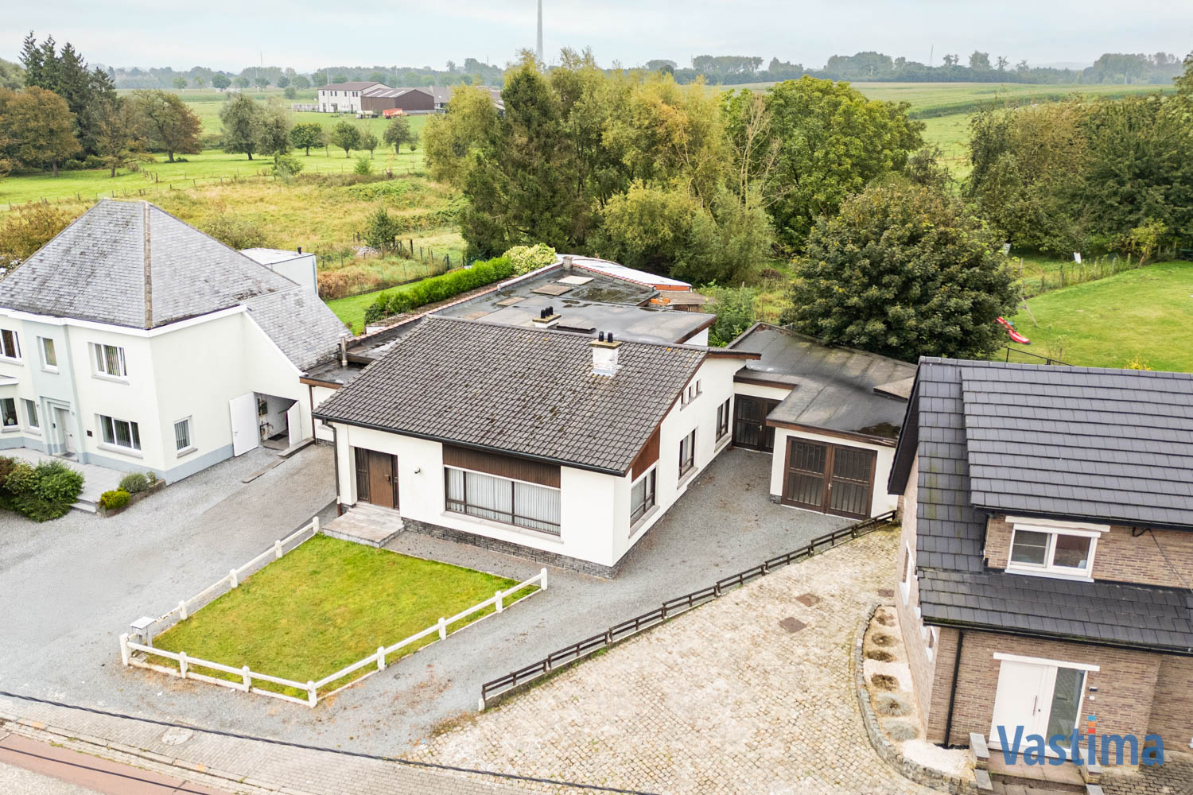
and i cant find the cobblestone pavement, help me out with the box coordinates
[412,529,934,795]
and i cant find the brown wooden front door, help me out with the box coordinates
[781,438,875,519]
[733,395,780,452]
[354,447,399,510]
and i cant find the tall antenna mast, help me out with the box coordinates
[536,0,543,63]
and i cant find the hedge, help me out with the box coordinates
[0,456,84,522]
[363,256,513,325]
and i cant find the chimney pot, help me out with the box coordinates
[599,331,605,342]
[607,332,614,344]
[298,246,303,254]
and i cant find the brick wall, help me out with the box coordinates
[1148,654,1193,750]
[940,631,1162,761]
[983,516,1193,588]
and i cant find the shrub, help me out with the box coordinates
[99,489,131,510]
[34,461,84,504]
[271,153,304,179]
[364,206,403,251]
[504,243,557,276]
[0,202,73,266]
[354,156,373,176]
[883,719,920,741]
[201,213,266,249]
[119,472,150,494]
[870,674,899,692]
[367,256,513,321]
[872,693,912,717]
[0,460,84,522]
[4,461,37,495]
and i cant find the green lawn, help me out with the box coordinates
[1005,261,1193,372]
[151,535,534,696]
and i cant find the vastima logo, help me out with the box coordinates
[996,717,1165,767]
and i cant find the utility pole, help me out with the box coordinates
[929,45,934,68]
[536,0,543,63]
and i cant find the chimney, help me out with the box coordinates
[532,305,561,328]
[298,246,303,254]
[339,338,349,367]
[590,331,622,377]
[561,255,574,272]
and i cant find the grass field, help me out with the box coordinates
[1005,262,1193,372]
[152,535,534,696]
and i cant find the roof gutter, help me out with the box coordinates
[969,505,1193,535]
[923,617,1193,658]
[310,415,628,477]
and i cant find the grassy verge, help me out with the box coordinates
[1005,261,1193,371]
[150,535,535,698]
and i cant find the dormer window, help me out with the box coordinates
[1006,517,1108,581]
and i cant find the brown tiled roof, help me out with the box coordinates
[314,316,707,473]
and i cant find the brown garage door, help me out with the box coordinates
[781,438,875,519]
[733,395,780,452]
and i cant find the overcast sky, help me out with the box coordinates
[3,1,1191,72]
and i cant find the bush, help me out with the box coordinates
[0,460,84,522]
[504,243,557,275]
[119,472,150,494]
[99,489,130,510]
[200,213,267,249]
[34,461,85,504]
[0,203,73,266]
[354,156,372,175]
[367,256,513,321]
[271,153,304,179]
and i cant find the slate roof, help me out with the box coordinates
[888,358,1193,654]
[0,200,349,369]
[728,324,915,441]
[314,316,707,473]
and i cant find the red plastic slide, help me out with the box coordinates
[997,316,1030,345]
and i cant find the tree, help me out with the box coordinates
[20,34,115,157]
[290,122,326,155]
[293,75,311,90]
[787,180,1015,362]
[193,75,206,89]
[283,86,297,100]
[0,86,79,176]
[328,120,361,156]
[276,75,290,89]
[0,202,71,265]
[0,58,24,90]
[211,73,231,90]
[233,76,249,89]
[969,51,991,71]
[423,84,499,185]
[364,206,402,250]
[383,115,413,152]
[218,93,264,160]
[744,77,923,252]
[172,76,187,90]
[360,129,379,158]
[333,74,347,84]
[130,90,201,162]
[259,100,292,156]
[368,71,387,84]
[996,56,1009,72]
[254,76,269,90]
[93,95,140,176]
[942,54,959,67]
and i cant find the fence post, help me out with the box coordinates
[241,666,251,691]
[377,646,386,671]
[307,681,317,707]
[478,696,486,712]
[438,617,447,640]
[495,590,503,613]
[178,600,188,620]
[229,569,238,588]
[119,633,130,666]
[313,515,321,535]
[179,651,189,679]
[540,567,548,591]
[274,540,283,559]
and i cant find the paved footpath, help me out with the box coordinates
[412,529,932,795]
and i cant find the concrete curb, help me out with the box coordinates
[0,711,317,795]
[853,605,978,795]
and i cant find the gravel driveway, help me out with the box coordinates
[0,446,850,765]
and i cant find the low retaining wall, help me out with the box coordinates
[97,480,166,518]
[854,605,976,795]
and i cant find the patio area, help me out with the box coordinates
[3,447,124,510]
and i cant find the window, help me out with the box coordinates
[0,398,17,429]
[900,543,913,603]
[678,428,696,478]
[23,399,38,430]
[100,415,141,451]
[39,338,56,371]
[445,467,561,535]
[630,467,657,528]
[173,418,193,453]
[681,379,702,407]
[92,343,127,378]
[0,329,20,360]
[922,625,940,662]
[716,399,731,440]
[1007,521,1101,580]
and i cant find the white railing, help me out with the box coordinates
[120,556,548,707]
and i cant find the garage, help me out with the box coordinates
[780,437,876,519]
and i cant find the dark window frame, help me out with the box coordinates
[678,428,696,478]
[630,466,657,528]
[716,398,731,440]
[444,466,561,536]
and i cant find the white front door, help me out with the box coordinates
[53,406,76,454]
[286,402,303,447]
[229,393,258,456]
[990,658,1089,755]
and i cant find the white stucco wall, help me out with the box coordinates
[318,89,363,113]
[768,426,898,518]
[264,255,317,294]
[732,380,795,402]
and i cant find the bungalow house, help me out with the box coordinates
[727,323,916,519]
[888,358,1193,762]
[0,200,351,482]
[313,316,758,576]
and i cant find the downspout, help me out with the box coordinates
[943,629,965,748]
[331,423,343,516]
[308,384,317,441]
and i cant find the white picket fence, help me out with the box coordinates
[119,518,548,707]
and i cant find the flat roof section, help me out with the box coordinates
[483,295,715,345]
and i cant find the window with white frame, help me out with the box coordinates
[1007,519,1104,580]
[678,428,696,477]
[716,398,731,440]
[39,338,57,371]
[174,418,193,453]
[0,398,17,429]
[0,329,20,361]
[630,467,657,528]
[444,467,561,535]
[900,542,913,603]
[99,415,141,451]
[92,343,127,378]
[23,399,39,431]
[921,625,940,662]
[681,380,702,407]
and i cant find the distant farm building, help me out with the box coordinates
[316,81,502,114]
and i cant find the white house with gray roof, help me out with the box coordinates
[0,200,350,483]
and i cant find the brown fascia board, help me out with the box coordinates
[675,315,717,343]
[702,348,761,360]
[765,418,899,448]
[299,377,343,389]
